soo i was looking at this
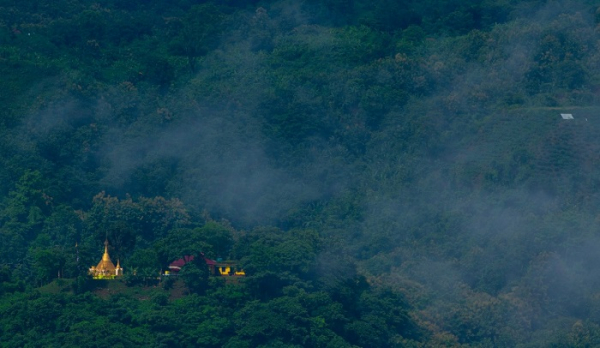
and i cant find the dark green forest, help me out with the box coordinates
[2,0,600,346]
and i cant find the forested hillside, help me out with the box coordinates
[2,0,600,346]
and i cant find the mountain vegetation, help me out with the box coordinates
[2,0,600,346]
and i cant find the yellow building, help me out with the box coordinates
[89,240,123,279]
[216,261,245,276]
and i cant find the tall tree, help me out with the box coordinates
[169,4,224,72]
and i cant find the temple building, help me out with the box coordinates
[89,240,123,279]
[215,261,246,277]
[164,254,245,277]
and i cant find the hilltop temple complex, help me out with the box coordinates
[88,240,242,280]
[89,240,123,279]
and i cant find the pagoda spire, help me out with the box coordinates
[102,239,111,262]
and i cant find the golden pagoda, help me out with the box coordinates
[89,240,123,279]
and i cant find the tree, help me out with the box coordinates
[180,255,209,294]
[169,4,224,72]
[154,228,212,269]
[32,246,66,285]
[126,248,161,286]
[198,221,234,259]
[1,170,51,237]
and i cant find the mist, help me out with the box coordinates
[5,0,600,344]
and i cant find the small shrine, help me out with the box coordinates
[89,240,123,279]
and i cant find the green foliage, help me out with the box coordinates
[125,248,161,286]
[199,221,234,258]
[85,192,190,259]
[32,245,66,285]
[169,4,225,72]
[180,256,210,294]
[2,0,600,346]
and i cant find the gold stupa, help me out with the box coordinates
[89,240,123,279]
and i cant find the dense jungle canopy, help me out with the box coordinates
[2,0,600,346]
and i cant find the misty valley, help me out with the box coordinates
[1,0,600,347]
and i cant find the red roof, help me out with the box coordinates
[168,254,216,272]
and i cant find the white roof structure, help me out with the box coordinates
[560,113,574,120]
